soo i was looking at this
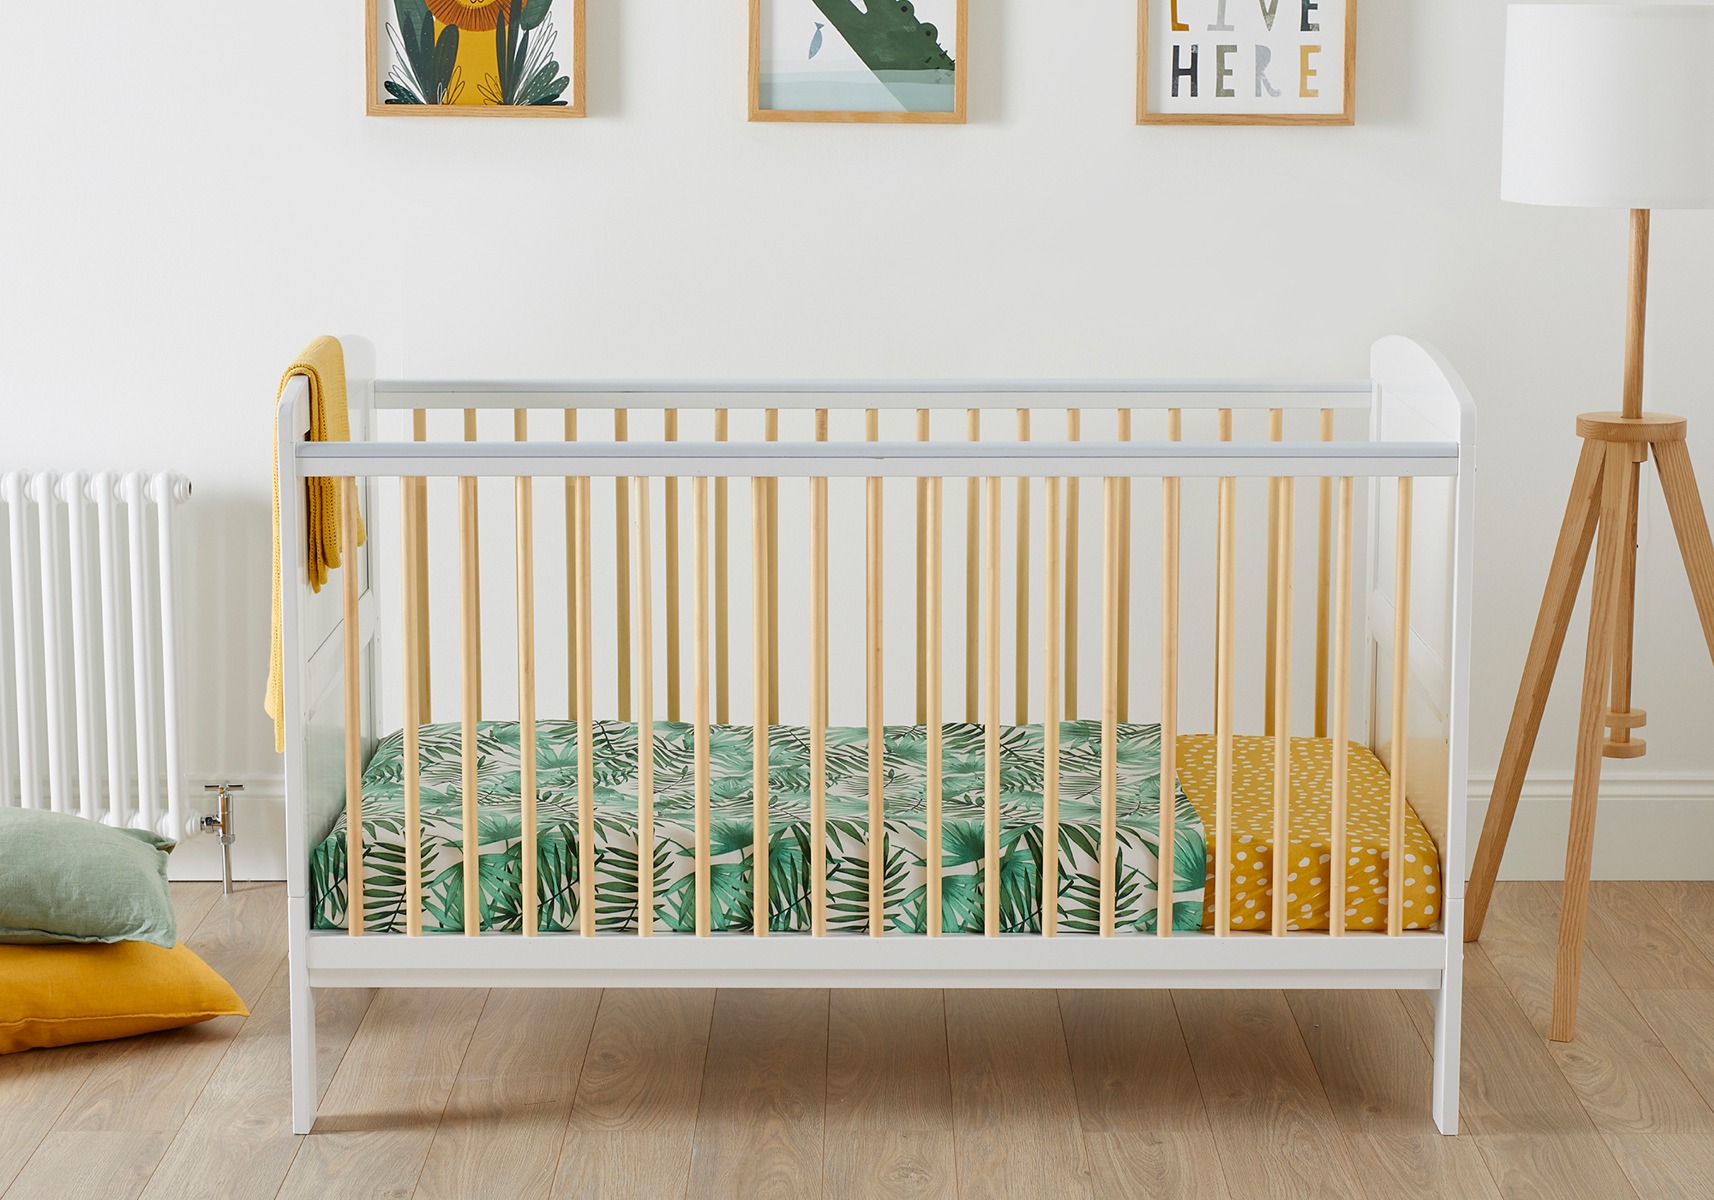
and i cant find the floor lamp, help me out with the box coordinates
[1464,4,1714,1041]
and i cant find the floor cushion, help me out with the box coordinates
[0,808,177,948]
[0,941,248,1054]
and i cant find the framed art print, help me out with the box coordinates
[1138,0,1354,125]
[367,0,585,117]
[750,0,966,124]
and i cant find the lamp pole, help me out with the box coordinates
[1623,208,1649,421]
[1607,209,1650,760]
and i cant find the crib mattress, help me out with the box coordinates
[308,720,1441,935]
[1176,734,1443,933]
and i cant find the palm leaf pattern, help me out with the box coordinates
[309,719,1207,935]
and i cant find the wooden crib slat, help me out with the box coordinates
[1330,475,1354,937]
[984,475,1001,938]
[1100,478,1120,939]
[1271,476,1295,937]
[1117,410,1133,724]
[1265,409,1283,736]
[341,477,364,937]
[603,412,625,723]
[752,477,770,937]
[635,477,656,937]
[1388,477,1414,936]
[464,410,482,720]
[1043,476,1062,938]
[665,409,681,723]
[714,410,730,725]
[411,410,431,717]
[1064,409,1081,722]
[811,471,829,938]
[693,476,712,938]
[1214,410,1232,734]
[515,411,539,937]
[565,410,578,720]
[1015,409,1031,726]
[459,473,481,936]
[1215,473,1236,937]
[1160,408,1182,938]
[868,410,885,938]
[1316,409,1335,737]
[576,477,597,937]
[400,476,424,938]
[917,409,930,725]
[966,409,981,723]
[812,410,829,937]
[927,475,945,938]
[767,410,781,725]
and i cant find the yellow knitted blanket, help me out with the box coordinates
[265,337,365,753]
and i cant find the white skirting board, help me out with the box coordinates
[1465,770,1714,882]
[176,772,1714,884]
[165,780,285,883]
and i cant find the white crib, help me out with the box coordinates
[277,335,1474,1136]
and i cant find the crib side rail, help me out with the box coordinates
[293,338,1471,947]
[370,378,1377,414]
[296,438,1458,479]
[304,465,1452,944]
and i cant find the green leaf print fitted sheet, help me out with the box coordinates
[310,719,1207,935]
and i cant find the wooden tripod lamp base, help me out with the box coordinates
[1463,404,1714,1042]
[1484,4,1714,1044]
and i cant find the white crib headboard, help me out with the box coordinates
[1366,336,1476,896]
[280,336,381,904]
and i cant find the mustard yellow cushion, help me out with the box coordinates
[0,941,248,1054]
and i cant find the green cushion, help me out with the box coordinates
[0,809,177,949]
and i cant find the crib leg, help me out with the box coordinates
[1432,897,1464,1135]
[289,962,318,1135]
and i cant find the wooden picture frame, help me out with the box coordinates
[1138,0,1355,126]
[366,0,586,118]
[749,0,967,124]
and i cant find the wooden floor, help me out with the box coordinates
[7,883,1714,1198]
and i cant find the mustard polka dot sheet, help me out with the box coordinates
[1175,734,1442,932]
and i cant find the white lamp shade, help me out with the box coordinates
[1503,3,1714,209]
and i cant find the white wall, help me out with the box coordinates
[3,1,1711,879]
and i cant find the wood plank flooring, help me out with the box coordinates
[7,882,1714,1197]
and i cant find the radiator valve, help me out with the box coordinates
[200,783,243,895]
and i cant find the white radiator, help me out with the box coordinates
[0,471,194,838]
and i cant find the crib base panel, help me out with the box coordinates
[308,966,1446,994]
[290,928,1458,1135]
[301,927,1449,991]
